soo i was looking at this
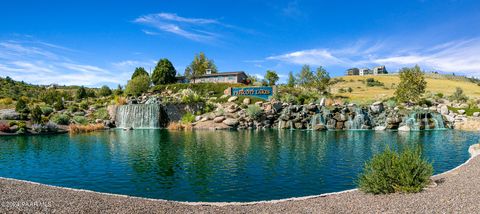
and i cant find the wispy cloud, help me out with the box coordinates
[0,39,139,86]
[134,12,246,42]
[266,38,480,76]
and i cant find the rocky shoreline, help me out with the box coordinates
[1,144,479,213]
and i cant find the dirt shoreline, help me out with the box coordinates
[1,144,479,213]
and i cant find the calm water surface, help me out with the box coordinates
[0,130,478,202]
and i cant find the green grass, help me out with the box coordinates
[447,106,480,116]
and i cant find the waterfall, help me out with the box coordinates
[404,111,446,130]
[115,104,163,129]
[345,109,367,130]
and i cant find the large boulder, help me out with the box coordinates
[374,126,386,131]
[228,96,238,102]
[223,118,239,126]
[473,112,480,117]
[439,105,449,115]
[398,125,411,132]
[213,116,225,123]
[243,98,251,105]
[370,101,384,113]
[0,109,20,120]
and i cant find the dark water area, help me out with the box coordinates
[0,129,478,202]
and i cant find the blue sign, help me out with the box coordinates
[230,86,274,100]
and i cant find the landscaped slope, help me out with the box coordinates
[332,74,480,103]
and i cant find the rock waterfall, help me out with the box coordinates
[115,104,166,129]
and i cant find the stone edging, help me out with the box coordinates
[1,143,479,207]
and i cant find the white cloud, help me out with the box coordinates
[134,13,221,42]
[134,12,243,42]
[266,38,480,76]
[267,49,345,66]
[0,40,136,86]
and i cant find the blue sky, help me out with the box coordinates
[1,0,480,87]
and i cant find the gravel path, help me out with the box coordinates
[2,146,480,213]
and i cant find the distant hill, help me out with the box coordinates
[331,73,480,103]
[0,76,88,100]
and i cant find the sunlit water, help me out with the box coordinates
[0,130,478,202]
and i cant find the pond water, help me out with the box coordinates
[0,130,478,202]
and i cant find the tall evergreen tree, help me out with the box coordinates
[131,67,149,80]
[151,59,176,85]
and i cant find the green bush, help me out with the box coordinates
[31,105,43,124]
[246,105,263,119]
[72,116,88,125]
[365,78,385,87]
[181,112,196,123]
[94,108,109,120]
[50,114,71,125]
[179,89,203,103]
[41,106,54,116]
[358,147,433,194]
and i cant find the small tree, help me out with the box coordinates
[131,67,149,80]
[15,96,30,120]
[114,84,124,96]
[76,86,87,100]
[264,70,279,86]
[126,75,151,96]
[297,65,315,86]
[395,65,427,103]
[314,66,330,92]
[98,85,112,97]
[449,87,468,102]
[31,105,43,124]
[151,59,176,85]
[53,97,64,111]
[184,52,218,81]
[287,71,296,87]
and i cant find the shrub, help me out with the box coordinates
[347,87,353,93]
[366,78,385,87]
[0,97,13,105]
[72,116,88,125]
[15,121,27,134]
[113,96,127,105]
[98,85,112,97]
[0,123,10,132]
[167,121,193,131]
[125,75,151,96]
[246,105,263,119]
[45,122,59,132]
[50,114,71,125]
[94,108,109,120]
[181,112,196,123]
[358,147,433,194]
[31,105,43,124]
[15,96,30,119]
[79,101,89,110]
[449,87,468,102]
[179,89,203,103]
[53,97,65,111]
[68,105,79,113]
[69,123,105,134]
[41,106,54,116]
